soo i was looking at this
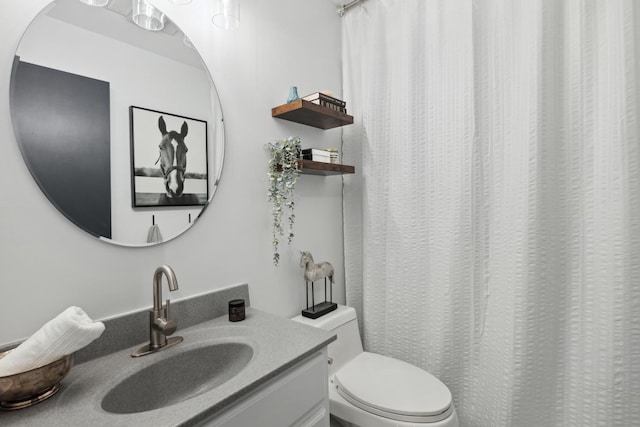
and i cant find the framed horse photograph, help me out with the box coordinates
[129,106,208,208]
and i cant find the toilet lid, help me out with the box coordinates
[334,352,453,423]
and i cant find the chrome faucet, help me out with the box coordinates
[132,265,184,357]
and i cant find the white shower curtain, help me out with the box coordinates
[342,1,640,426]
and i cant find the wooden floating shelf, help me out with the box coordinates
[272,99,354,130]
[298,159,355,176]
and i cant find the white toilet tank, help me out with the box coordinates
[292,305,363,375]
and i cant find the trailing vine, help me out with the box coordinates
[266,136,301,266]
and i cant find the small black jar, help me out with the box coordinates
[228,299,246,322]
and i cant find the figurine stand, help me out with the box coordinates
[302,277,337,319]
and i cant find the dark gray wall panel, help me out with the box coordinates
[10,57,111,239]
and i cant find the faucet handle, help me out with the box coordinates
[164,299,177,335]
[151,299,177,336]
[153,316,177,336]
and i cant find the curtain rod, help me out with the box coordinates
[337,0,365,17]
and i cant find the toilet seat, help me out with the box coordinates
[333,352,454,423]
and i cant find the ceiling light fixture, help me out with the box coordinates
[79,0,109,6]
[131,0,166,31]
[212,0,239,30]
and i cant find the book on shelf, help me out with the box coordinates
[302,92,348,114]
[302,92,346,107]
[302,148,331,156]
[302,154,332,163]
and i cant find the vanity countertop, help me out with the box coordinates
[0,307,335,426]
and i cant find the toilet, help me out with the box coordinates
[293,305,459,427]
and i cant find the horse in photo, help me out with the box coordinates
[156,116,188,198]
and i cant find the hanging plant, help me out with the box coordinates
[266,136,301,266]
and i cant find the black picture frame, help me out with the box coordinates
[129,106,208,208]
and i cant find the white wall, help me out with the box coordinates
[0,0,346,345]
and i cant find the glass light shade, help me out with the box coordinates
[168,0,192,3]
[212,0,240,30]
[79,0,109,6]
[132,0,166,31]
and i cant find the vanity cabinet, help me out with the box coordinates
[199,349,329,427]
[0,298,335,427]
[272,99,355,176]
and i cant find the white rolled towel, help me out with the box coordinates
[0,306,105,376]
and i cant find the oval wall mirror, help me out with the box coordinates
[9,0,224,247]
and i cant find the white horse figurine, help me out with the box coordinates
[300,251,334,284]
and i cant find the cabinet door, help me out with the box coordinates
[201,349,329,427]
[294,405,329,427]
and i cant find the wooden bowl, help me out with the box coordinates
[0,350,74,410]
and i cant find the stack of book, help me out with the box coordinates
[302,92,347,114]
[301,148,332,163]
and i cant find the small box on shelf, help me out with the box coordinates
[302,155,331,163]
[301,148,331,163]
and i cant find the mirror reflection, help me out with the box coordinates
[10,0,224,247]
